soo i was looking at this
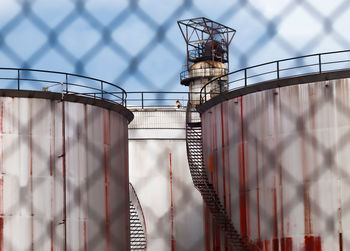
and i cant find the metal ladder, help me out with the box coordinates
[186,102,259,251]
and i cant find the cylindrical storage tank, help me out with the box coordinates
[0,90,133,250]
[183,62,228,104]
[200,77,350,250]
[129,108,205,250]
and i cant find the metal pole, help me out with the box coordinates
[277,61,280,79]
[65,74,68,93]
[17,70,20,90]
[60,82,64,100]
[141,92,144,109]
[244,69,247,87]
[318,54,322,73]
[101,81,104,99]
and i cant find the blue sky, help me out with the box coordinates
[0,0,349,92]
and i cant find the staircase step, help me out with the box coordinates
[187,122,202,127]
[186,103,257,251]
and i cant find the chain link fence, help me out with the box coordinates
[1,0,350,93]
[1,0,350,250]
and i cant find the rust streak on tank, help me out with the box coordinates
[220,103,227,210]
[169,153,175,251]
[84,220,87,251]
[273,177,279,250]
[255,138,261,241]
[215,224,221,251]
[0,178,3,251]
[103,110,111,251]
[0,218,3,251]
[265,240,270,251]
[281,237,292,251]
[279,164,284,238]
[204,205,211,251]
[214,109,219,193]
[0,101,3,134]
[0,120,3,251]
[212,221,215,251]
[304,236,322,251]
[238,97,248,237]
[225,103,232,221]
[273,238,279,251]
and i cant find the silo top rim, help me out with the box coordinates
[0,68,133,122]
[0,67,127,104]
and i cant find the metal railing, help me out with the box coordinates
[0,68,127,106]
[200,50,350,103]
[0,69,204,109]
[188,40,229,61]
[124,91,199,109]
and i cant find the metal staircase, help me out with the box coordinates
[129,183,147,250]
[186,102,259,251]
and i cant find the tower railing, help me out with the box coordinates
[200,49,350,103]
[180,67,228,83]
[188,44,228,63]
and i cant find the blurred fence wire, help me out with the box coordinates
[0,0,350,93]
[0,1,350,250]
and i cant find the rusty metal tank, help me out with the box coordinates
[200,77,350,250]
[0,69,133,250]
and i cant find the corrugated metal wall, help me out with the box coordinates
[0,97,129,250]
[201,78,350,250]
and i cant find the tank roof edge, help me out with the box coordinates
[0,89,134,123]
[197,69,350,114]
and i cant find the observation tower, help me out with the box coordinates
[178,17,236,104]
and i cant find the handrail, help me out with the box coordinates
[123,91,201,109]
[0,68,127,106]
[200,49,350,103]
[0,68,206,109]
